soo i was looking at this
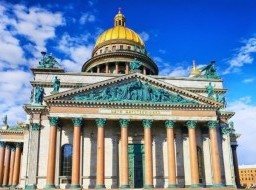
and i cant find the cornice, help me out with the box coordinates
[0,130,24,134]
[45,73,223,109]
[217,110,235,120]
[23,104,48,114]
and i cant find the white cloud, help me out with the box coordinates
[79,13,95,24]
[224,36,256,74]
[227,96,256,165]
[0,70,32,126]
[58,33,94,71]
[242,78,255,83]
[139,31,149,42]
[158,49,166,54]
[0,2,65,126]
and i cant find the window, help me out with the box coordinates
[120,45,123,50]
[61,144,73,176]
[127,46,131,50]
[112,46,116,51]
[100,49,102,54]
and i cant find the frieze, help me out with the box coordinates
[72,79,196,104]
[99,108,171,115]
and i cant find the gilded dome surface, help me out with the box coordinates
[95,26,144,47]
[94,9,144,48]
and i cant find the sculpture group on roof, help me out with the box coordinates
[38,52,59,69]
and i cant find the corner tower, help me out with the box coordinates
[81,9,158,75]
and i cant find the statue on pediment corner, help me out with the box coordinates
[206,82,215,99]
[33,86,45,105]
[51,76,60,94]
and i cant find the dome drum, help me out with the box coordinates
[82,51,158,75]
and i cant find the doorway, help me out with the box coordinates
[128,144,144,188]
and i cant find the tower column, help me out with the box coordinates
[143,119,154,188]
[95,118,107,188]
[0,142,6,186]
[125,63,129,74]
[8,147,15,186]
[208,121,223,187]
[71,117,83,188]
[12,143,22,187]
[2,145,11,187]
[115,62,119,74]
[186,120,200,187]
[105,63,109,74]
[45,117,59,189]
[97,66,100,73]
[165,120,177,188]
[119,119,130,188]
[143,67,147,75]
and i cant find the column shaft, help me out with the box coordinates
[125,63,129,74]
[12,146,22,186]
[106,64,109,74]
[232,145,240,187]
[143,67,146,75]
[45,126,57,187]
[209,127,222,185]
[167,127,177,186]
[120,127,129,187]
[97,66,100,73]
[2,146,11,186]
[188,128,199,185]
[71,126,81,187]
[115,63,119,74]
[0,145,5,185]
[8,149,15,185]
[144,127,153,187]
[96,127,105,187]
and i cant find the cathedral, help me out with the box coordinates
[0,10,240,189]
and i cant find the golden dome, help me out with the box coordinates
[95,26,144,47]
[94,9,144,48]
[190,60,201,76]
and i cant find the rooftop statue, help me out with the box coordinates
[32,86,45,105]
[51,76,60,94]
[2,115,7,126]
[38,51,60,69]
[205,82,215,99]
[129,58,141,72]
[200,61,220,79]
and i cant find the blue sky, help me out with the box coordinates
[0,0,256,165]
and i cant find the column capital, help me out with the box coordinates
[208,121,218,128]
[165,120,175,128]
[11,146,16,152]
[5,144,11,150]
[143,119,153,128]
[72,117,83,127]
[186,120,197,129]
[14,142,23,148]
[0,141,6,147]
[48,116,59,126]
[96,118,107,128]
[119,119,130,128]
[31,123,40,131]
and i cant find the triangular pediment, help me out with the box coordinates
[45,73,222,109]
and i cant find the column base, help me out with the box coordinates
[144,184,154,189]
[119,184,130,188]
[95,184,106,189]
[25,184,38,189]
[211,183,225,188]
[167,184,178,188]
[189,184,201,188]
[44,184,56,189]
[70,184,81,189]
